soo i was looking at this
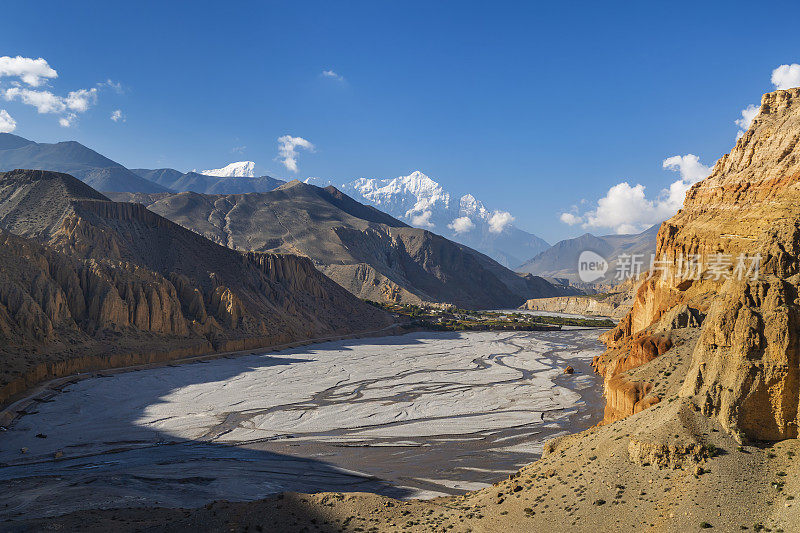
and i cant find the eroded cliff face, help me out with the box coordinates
[597,88,800,441]
[0,170,393,407]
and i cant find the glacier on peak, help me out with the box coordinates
[201,161,256,178]
[347,171,451,216]
[341,171,550,268]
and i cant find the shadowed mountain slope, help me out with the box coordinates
[0,134,168,193]
[132,168,285,194]
[0,169,391,407]
[110,181,579,308]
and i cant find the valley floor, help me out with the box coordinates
[8,328,799,532]
[0,330,605,523]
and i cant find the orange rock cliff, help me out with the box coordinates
[595,88,800,441]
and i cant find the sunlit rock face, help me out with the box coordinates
[600,88,800,441]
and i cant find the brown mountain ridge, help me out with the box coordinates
[109,180,579,309]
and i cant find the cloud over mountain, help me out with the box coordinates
[488,211,514,233]
[448,216,475,234]
[277,135,314,172]
[561,154,712,234]
[735,63,800,138]
[0,110,15,133]
[0,56,101,128]
[771,63,800,90]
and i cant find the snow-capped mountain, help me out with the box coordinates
[346,171,450,228]
[341,171,550,267]
[201,161,256,178]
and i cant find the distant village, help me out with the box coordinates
[365,301,615,332]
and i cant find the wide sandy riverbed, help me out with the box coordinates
[0,329,605,519]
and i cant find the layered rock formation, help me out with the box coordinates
[109,181,580,309]
[0,169,392,407]
[522,295,619,316]
[596,88,800,441]
[521,275,639,323]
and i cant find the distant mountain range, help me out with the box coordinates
[0,133,285,195]
[110,181,580,308]
[0,133,168,193]
[131,167,285,194]
[517,224,660,285]
[341,171,550,267]
[0,133,654,289]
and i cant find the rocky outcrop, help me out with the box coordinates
[596,88,800,441]
[522,294,623,318]
[0,170,393,408]
[592,333,673,423]
[627,438,709,469]
[522,275,639,318]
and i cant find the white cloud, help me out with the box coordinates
[110,109,125,122]
[658,154,712,213]
[448,216,475,234]
[662,154,711,183]
[0,56,104,128]
[3,86,97,127]
[321,70,344,81]
[100,79,124,93]
[582,182,654,233]
[0,56,57,87]
[488,211,514,233]
[560,212,582,225]
[0,109,16,132]
[411,210,434,228]
[563,155,712,234]
[231,145,246,154]
[771,63,800,90]
[59,113,77,128]
[65,88,97,112]
[735,104,759,137]
[4,87,64,113]
[277,135,315,173]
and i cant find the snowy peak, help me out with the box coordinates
[201,161,256,178]
[458,193,488,219]
[341,171,551,267]
[345,171,451,218]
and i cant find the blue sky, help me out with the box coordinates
[1,0,799,242]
